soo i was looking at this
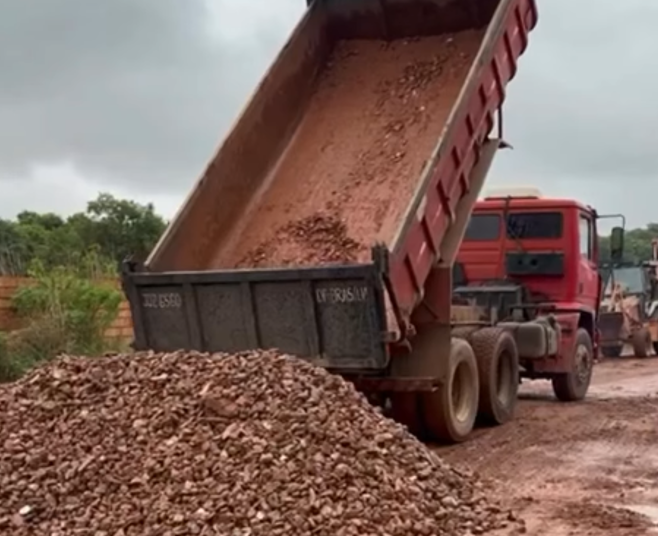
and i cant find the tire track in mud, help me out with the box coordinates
[434,363,658,535]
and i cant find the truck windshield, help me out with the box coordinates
[506,212,562,239]
[464,214,501,240]
[464,211,563,241]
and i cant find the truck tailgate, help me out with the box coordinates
[123,263,388,371]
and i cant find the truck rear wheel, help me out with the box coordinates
[552,328,593,402]
[390,337,479,443]
[631,328,652,358]
[388,331,479,443]
[420,337,479,443]
[469,327,519,426]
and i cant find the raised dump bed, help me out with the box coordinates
[147,0,536,276]
[126,0,537,355]
[123,0,538,443]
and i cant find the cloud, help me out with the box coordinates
[0,162,183,220]
[489,0,658,226]
[0,0,656,228]
[0,0,302,207]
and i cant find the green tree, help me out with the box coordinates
[598,223,658,264]
[1,254,124,381]
[0,193,168,275]
[16,211,65,231]
[82,193,167,265]
[0,219,28,274]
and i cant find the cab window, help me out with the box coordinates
[579,214,592,259]
[464,214,501,240]
[506,212,563,239]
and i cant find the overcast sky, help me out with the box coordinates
[1,0,656,230]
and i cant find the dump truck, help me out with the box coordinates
[122,0,539,443]
[456,188,625,401]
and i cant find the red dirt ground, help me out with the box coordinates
[436,357,658,535]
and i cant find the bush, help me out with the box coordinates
[0,331,15,381]
[0,254,123,381]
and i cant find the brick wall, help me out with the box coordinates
[0,276,133,341]
[0,277,26,331]
[106,302,134,341]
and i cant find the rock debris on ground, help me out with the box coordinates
[1,350,522,535]
[558,501,651,532]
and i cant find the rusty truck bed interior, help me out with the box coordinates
[147,0,500,272]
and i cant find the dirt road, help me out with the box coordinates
[438,358,658,535]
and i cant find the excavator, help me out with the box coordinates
[598,239,658,358]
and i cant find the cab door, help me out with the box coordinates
[578,212,599,310]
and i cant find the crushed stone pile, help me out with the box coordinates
[0,350,524,535]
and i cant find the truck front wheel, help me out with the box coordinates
[469,327,519,425]
[552,328,593,402]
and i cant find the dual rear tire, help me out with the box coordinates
[469,327,520,426]
[391,326,596,442]
[389,337,479,443]
[390,328,519,444]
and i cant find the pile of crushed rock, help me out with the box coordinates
[0,350,523,535]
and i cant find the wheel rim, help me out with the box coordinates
[452,361,473,423]
[496,349,514,406]
[575,343,592,385]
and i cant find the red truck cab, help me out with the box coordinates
[455,188,608,397]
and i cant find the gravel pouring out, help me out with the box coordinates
[0,351,522,535]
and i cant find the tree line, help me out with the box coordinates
[0,193,167,276]
[598,223,658,264]
[0,195,656,276]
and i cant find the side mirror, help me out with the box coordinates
[610,226,624,262]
